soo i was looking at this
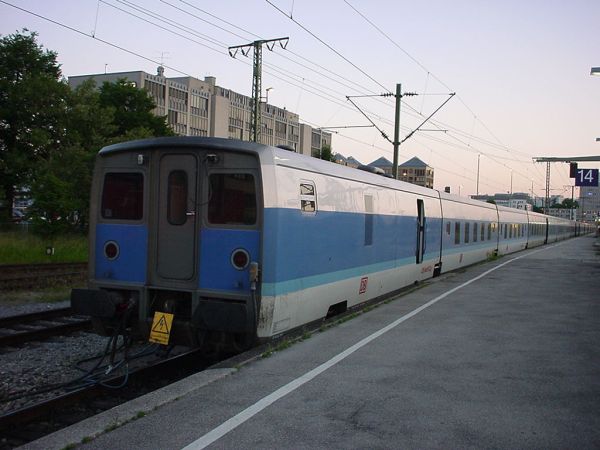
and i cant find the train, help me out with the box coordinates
[71,137,593,350]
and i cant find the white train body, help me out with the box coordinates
[71,137,591,347]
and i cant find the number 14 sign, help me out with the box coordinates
[575,168,599,187]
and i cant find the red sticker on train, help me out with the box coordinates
[359,277,368,294]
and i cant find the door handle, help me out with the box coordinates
[186,211,196,216]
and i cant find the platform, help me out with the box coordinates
[24,235,600,449]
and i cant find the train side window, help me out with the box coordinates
[473,223,478,242]
[446,222,451,236]
[481,222,485,241]
[509,224,513,239]
[208,173,257,225]
[167,170,187,226]
[504,224,508,239]
[488,223,492,240]
[465,222,470,243]
[455,222,461,244]
[300,183,314,196]
[300,181,317,213]
[101,172,144,220]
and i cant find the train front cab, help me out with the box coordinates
[72,138,263,347]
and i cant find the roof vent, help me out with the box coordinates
[276,144,296,152]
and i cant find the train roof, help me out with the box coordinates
[438,190,499,210]
[98,136,266,156]
[98,136,441,199]
[98,137,582,225]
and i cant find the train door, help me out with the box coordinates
[155,153,198,283]
[416,199,425,264]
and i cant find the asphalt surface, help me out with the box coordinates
[24,235,600,450]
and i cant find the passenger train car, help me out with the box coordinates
[71,137,591,349]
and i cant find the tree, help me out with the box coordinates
[320,144,334,162]
[0,30,69,220]
[560,198,579,210]
[98,79,173,138]
[28,80,116,235]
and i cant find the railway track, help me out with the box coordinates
[0,307,91,347]
[0,262,87,291]
[0,347,215,448]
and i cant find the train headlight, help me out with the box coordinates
[231,248,250,270]
[104,241,120,260]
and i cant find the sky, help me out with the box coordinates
[2,0,600,198]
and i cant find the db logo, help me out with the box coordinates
[359,277,368,294]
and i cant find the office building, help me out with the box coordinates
[68,67,331,156]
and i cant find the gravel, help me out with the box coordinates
[0,300,70,319]
[0,300,135,415]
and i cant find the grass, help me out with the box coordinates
[486,251,501,262]
[0,231,88,265]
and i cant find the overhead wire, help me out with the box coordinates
[0,0,198,77]
[163,0,397,102]
[96,0,225,57]
[262,0,549,191]
[2,0,562,194]
[343,0,561,191]
[265,0,392,94]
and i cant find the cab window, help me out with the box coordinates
[101,172,143,220]
[208,173,257,225]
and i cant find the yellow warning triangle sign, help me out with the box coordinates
[152,314,171,334]
[149,312,174,345]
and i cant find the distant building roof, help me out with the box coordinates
[368,156,393,168]
[333,153,348,163]
[346,156,362,166]
[399,157,429,168]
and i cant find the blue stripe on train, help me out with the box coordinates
[261,208,442,296]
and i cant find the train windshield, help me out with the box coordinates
[208,173,256,225]
[101,172,144,220]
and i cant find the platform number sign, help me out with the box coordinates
[575,168,599,187]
